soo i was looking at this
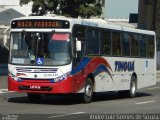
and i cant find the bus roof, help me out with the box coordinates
[11,16,155,35]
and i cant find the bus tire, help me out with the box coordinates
[118,76,137,98]
[82,78,93,103]
[27,93,42,102]
[126,77,137,98]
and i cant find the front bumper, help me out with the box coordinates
[8,76,74,94]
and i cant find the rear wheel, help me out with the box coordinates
[118,76,137,98]
[27,93,42,102]
[127,78,137,98]
[82,78,93,103]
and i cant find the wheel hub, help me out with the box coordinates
[86,85,92,96]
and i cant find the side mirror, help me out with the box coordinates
[76,39,81,52]
[13,44,18,50]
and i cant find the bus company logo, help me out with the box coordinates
[34,69,41,72]
[115,61,134,72]
[34,74,37,78]
[81,20,98,27]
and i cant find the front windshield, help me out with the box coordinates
[9,32,71,66]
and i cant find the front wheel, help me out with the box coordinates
[82,78,93,103]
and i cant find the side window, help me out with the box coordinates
[139,34,146,57]
[73,25,85,42]
[73,25,86,52]
[72,25,86,66]
[87,28,100,55]
[112,31,121,56]
[146,35,155,58]
[131,34,139,57]
[122,32,131,56]
[100,30,111,55]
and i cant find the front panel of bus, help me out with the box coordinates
[8,18,75,94]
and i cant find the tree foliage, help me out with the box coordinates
[20,0,102,18]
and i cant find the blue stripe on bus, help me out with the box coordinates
[71,57,91,75]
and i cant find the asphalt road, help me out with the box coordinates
[0,75,160,120]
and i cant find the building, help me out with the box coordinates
[138,0,160,41]
[0,8,25,25]
[138,0,160,69]
[0,0,32,16]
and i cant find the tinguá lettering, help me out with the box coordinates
[115,61,134,72]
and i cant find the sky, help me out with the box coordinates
[106,0,139,18]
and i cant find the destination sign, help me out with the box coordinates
[11,19,70,29]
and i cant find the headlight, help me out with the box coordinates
[50,72,70,83]
[52,74,67,83]
[9,73,22,82]
[54,77,60,83]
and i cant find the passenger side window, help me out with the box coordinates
[87,28,100,55]
[112,31,121,56]
[139,35,146,57]
[100,30,111,55]
[122,32,131,56]
[72,25,86,66]
[131,34,139,57]
[146,35,155,58]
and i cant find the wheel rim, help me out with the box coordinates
[131,81,136,95]
[85,84,93,97]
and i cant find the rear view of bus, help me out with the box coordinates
[8,17,73,102]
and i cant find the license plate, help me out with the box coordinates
[30,85,41,89]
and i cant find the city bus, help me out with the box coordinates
[8,16,156,103]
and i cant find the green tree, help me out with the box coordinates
[20,0,102,18]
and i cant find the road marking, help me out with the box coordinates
[0,89,14,94]
[135,100,155,105]
[48,112,86,119]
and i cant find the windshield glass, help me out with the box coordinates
[9,32,71,66]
